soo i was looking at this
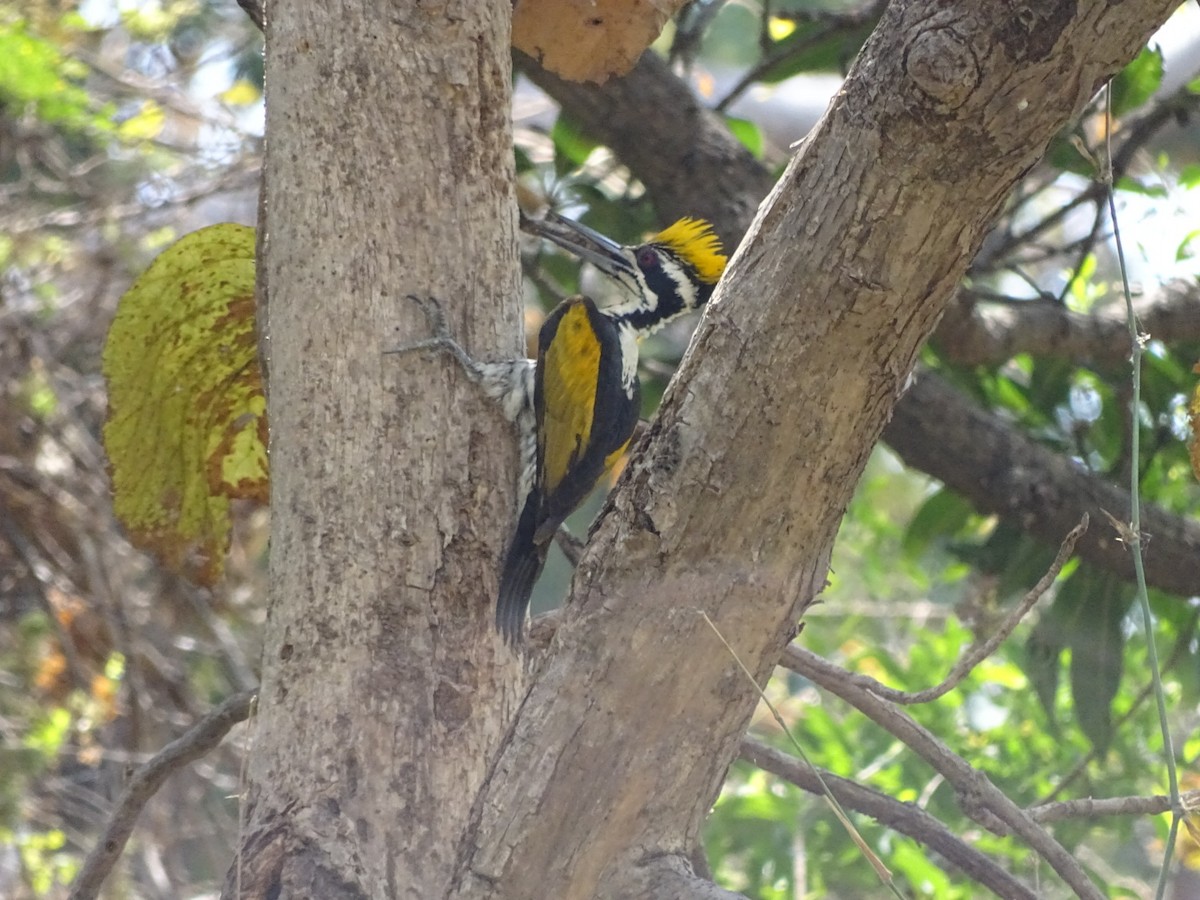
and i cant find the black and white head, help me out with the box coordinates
[527,212,728,335]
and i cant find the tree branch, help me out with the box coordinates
[1027,790,1198,824]
[742,738,1037,900]
[517,50,773,250]
[524,17,1200,602]
[982,84,1200,265]
[69,689,256,900]
[935,280,1200,368]
[464,5,1181,897]
[852,517,1088,706]
[781,647,1103,899]
[887,372,1200,598]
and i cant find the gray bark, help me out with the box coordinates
[225,0,522,896]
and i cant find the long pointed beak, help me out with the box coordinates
[521,211,636,280]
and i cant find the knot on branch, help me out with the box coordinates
[905,26,980,110]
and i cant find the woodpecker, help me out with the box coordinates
[394,214,726,643]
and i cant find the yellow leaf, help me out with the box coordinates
[219,79,261,106]
[768,17,796,41]
[103,223,266,586]
[117,100,165,142]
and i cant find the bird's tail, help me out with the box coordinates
[496,494,547,645]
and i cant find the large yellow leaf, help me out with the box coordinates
[103,223,266,586]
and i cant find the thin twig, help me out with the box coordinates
[742,738,1037,900]
[704,615,900,895]
[715,23,840,114]
[554,528,585,567]
[845,517,1087,706]
[67,689,257,900]
[714,0,884,113]
[782,646,1105,900]
[988,86,1200,264]
[1103,84,1181,900]
[1028,789,1200,825]
[1055,197,1106,305]
[184,587,258,693]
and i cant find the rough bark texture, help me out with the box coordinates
[454,3,1179,898]
[227,1,522,897]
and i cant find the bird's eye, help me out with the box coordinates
[637,247,659,269]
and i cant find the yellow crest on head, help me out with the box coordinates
[650,218,727,285]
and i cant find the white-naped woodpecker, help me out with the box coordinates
[392,213,727,643]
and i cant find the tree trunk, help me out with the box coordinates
[451,3,1179,899]
[226,1,521,897]
[226,1,1179,898]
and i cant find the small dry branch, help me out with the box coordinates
[68,689,257,900]
[847,517,1087,705]
[782,646,1104,899]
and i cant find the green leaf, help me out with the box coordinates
[1026,615,1064,730]
[757,21,873,82]
[1045,132,1095,177]
[723,115,764,160]
[1066,570,1131,755]
[1176,228,1199,262]
[902,488,974,558]
[1027,357,1074,421]
[1114,174,1167,197]
[514,144,534,175]
[551,114,598,176]
[102,224,266,587]
[1110,45,1164,118]
[1026,567,1132,753]
[0,19,116,137]
[1176,164,1200,190]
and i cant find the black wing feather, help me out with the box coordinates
[495,297,640,642]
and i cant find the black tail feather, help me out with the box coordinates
[496,494,546,645]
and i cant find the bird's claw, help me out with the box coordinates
[405,293,452,341]
[387,294,451,356]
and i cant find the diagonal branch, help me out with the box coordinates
[935,280,1200,368]
[852,518,1088,706]
[464,5,1182,898]
[517,50,773,250]
[742,738,1037,900]
[69,690,256,900]
[782,647,1103,899]
[887,372,1200,598]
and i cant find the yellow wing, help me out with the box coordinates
[538,300,601,495]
